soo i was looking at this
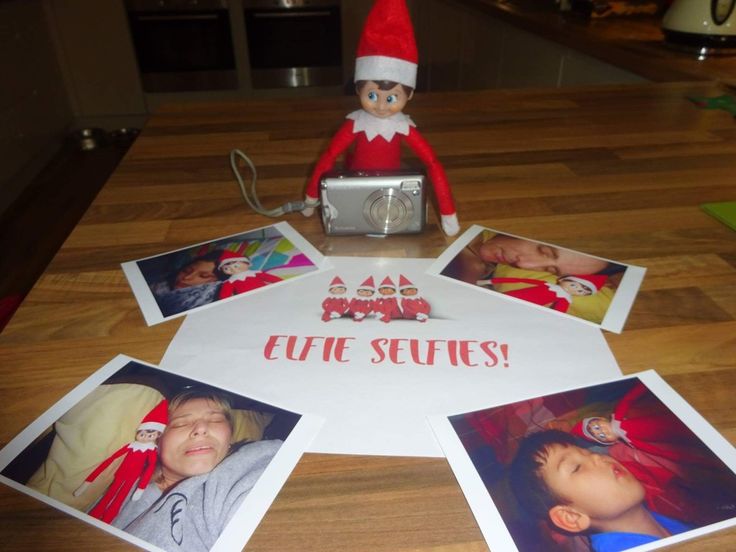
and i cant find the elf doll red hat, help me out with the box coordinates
[218,250,251,270]
[354,0,418,89]
[137,399,168,433]
[329,276,346,289]
[563,274,607,294]
[379,276,397,290]
[398,274,416,291]
[357,276,376,292]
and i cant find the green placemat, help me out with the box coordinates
[701,202,736,231]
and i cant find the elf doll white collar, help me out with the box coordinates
[346,109,415,142]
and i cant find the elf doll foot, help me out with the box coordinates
[441,213,460,236]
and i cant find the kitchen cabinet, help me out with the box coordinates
[0,0,73,215]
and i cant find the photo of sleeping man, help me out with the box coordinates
[447,377,736,552]
[137,225,318,317]
[440,228,627,325]
[1,361,301,552]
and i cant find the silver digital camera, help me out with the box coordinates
[319,171,426,235]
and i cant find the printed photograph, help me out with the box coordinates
[429,371,736,552]
[122,221,326,325]
[427,225,645,333]
[0,355,320,552]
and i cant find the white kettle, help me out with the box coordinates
[662,0,736,49]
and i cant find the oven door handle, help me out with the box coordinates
[136,14,220,22]
[252,10,332,18]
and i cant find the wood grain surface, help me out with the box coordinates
[1,81,736,551]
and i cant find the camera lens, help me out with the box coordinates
[364,188,414,233]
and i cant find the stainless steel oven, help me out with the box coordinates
[126,0,237,93]
[243,0,342,89]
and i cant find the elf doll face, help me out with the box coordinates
[329,286,347,296]
[135,429,161,444]
[378,286,395,296]
[221,260,251,276]
[359,81,413,118]
[586,417,618,444]
[400,287,417,296]
[559,278,593,297]
[357,288,374,297]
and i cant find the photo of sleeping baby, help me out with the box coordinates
[434,374,736,552]
[0,356,308,552]
[427,225,645,333]
[122,222,325,325]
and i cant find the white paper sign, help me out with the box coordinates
[161,257,622,457]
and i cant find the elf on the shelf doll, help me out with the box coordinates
[301,0,459,236]
[476,274,606,313]
[217,250,282,299]
[571,381,718,467]
[374,276,402,323]
[73,400,168,524]
[321,276,350,321]
[349,276,376,322]
[398,274,430,322]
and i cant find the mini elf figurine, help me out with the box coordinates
[348,276,376,322]
[476,274,606,313]
[74,399,168,524]
[217,250,282,299]
[321,276,350,321]
[374,276,402,323]
[301,0,459,236]
[398,274,430,322]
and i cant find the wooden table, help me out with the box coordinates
[1,81,736,551]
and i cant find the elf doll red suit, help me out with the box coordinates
[321,275,350,321]
[477,274,606,313]
[217,250,282,299]
[301,0,459,236]
[73,399,168,524]
[349,276,376,322]
[374,276,402,323]
[398,274,430,322]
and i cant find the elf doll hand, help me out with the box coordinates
[73,481,91,497]
[301,196,320,217]
[132,488,145,502]
[441,213,460,236]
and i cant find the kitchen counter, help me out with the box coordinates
[1,81,736,551]
[455,0,736,84]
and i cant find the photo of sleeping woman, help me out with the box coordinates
[445,376,736,552]
[0,358,304,552]
[139,225,318,318]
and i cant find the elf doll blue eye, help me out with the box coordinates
[387,95,398,104]
[368,91,378,102]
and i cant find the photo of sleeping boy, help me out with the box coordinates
[438,227,627,326]
[134,225,318,318]
[445,377,736,552]
[0,360,302,552]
